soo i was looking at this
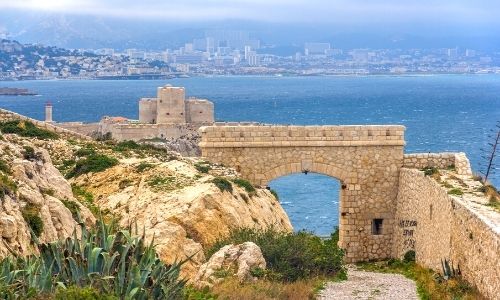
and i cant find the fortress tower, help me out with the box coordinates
[156,85,186,124]
[45,101,53,123]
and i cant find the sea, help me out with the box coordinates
[1,75,499,236]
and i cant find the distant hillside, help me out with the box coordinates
[0,39,97,72]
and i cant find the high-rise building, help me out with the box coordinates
[244,45,252,60]
[305,43,331,55]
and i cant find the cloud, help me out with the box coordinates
[0,0,498,24]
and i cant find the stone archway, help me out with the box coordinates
[199,125,405,262]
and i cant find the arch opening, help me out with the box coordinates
[268,172,341,237]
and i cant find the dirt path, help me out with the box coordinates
[317,268,418,300]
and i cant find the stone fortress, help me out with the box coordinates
[51,85,215,141]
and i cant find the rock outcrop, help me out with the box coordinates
[71,156,292,278]
[195,242,266,288]
[0,135,95,258]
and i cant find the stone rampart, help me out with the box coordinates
[0,108,92,140]
[403,152,472,175]
[200,125,406,263]
[393,168,499,299]
[200,125,405,149]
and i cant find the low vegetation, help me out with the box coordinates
[209,276,330,300]
[0,120,58,140]
[211,177,233,193]
[207,227,345,282]
[61,199,80,221]
[194,162,211,173]
[66,154,118,178]
[0,159,11,174]
[0,218,186,299]
[357,258,483,300]
[232,178,256,194]
[447,188,464,196]
[22,146,40,161]
[136,162,153,173]
[21,203,44,237]
[71,184,99,216]
[0,174,17,200]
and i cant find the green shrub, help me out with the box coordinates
[61,199,80,221]
[194,162,211,174]
[0,159,11,174]
[211,177,233,193]
[448,188,464,196]
[270,189,279,201]
[55,286,117,300]
[232,178,255,194]
[0,217,186,299]
[71,184,99,216]
[21,203,44,237]
[403,250,416,263]
[112,140,141,152]
[422,167,439,176]
[0,120,58,140]
[66,154,118,178]
[74,147,96,157]
[207,227,345,282]
[22,146,39,161]
[0,174,17,199]
[136,162,153,172]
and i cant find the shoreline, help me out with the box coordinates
[1,72,500,82]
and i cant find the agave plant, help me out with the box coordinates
[0,217,186,299]
[441,258,461,280]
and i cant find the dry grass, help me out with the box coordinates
[211,277,327,300]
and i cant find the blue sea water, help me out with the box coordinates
[1,75,499,235]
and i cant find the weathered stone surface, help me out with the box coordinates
[72,157,292,279]
[195,242,266,288]
[0,135,95,258]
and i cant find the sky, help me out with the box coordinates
[0,0,499,25]
[0,0,498,50]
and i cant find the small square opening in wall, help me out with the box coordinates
[372,219,383,235]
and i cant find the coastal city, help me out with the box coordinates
[1,29,500,80]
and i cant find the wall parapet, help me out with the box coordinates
[403,152,472,175]
[394,168,499,299]
[0,108,92,140]
[200,125,406,148]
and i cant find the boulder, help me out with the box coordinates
[194,242,266,288]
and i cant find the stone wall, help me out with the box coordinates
[403,152,472,175]
[0,108,92,141]
[102,122,206,142]
[57,122,100,136]
[393,168,499,299]
[200,125,406,263]
[185,99,214,123]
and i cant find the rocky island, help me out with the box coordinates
[0,87,38,96]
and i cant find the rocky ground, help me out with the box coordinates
[318,267,418,300]
[0,130,292,279]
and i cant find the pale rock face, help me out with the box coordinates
[72,158,292,279]
[0,136,95,258]
[194,242,266,288]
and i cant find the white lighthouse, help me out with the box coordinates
[45,101,53,123]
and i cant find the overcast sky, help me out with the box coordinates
[0,0,498,25]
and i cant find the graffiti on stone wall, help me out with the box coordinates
[399,219,417,249]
